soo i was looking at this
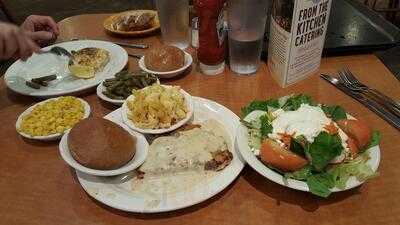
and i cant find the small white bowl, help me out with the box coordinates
[122,85,193,134]
[96,78,160,106]
[16,97,91,141]
[59,124,149,176]
[138,51,193,79]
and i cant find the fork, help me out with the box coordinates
[41,46,73,58]
[338,68,400,118]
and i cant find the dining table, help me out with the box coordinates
[1,13,400,225]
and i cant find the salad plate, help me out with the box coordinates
[4,40,128,97]
[236,94,381,197]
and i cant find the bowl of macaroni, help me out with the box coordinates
[122,84,193,134]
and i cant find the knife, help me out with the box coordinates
[70,38,148,49]
[321,74,400,130]
[127,53,144,59]
[111,41,148,49]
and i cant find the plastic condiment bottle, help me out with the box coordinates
[194,0,226,75]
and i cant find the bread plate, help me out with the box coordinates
[103,10,160,37]
[59,122,148,176]
[138,51,193,79]
[75,96,245,212]
[121,85,194,134]
[15,97,91,141]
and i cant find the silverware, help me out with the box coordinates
[339,67,400,114]
[338,70,400,118]
[70,38,148,49]
[321,74,400,130]
[112,41,148,49]
[41,46,73,58]
[127,53,144,59]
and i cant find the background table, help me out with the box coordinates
[1,14,400,225]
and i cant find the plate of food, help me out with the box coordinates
[121,84,193,134]
[16,96,90,141]
[138,45,193,78]
[236,94,381,197]
[4,40,128,97]
[97,70,159,105]
[75,96,245,212]
[59,117,148,176]
[103,10,160,37]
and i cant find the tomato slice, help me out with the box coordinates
[337,119,372,149]
[346,137,359,157]
[260,139,308,172]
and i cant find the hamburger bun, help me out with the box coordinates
[144,45,185,72]
[68,117,136,170]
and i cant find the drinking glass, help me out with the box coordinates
[155,0,189,49]
[228,0,269,74]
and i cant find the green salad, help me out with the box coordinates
[241,94,380,197]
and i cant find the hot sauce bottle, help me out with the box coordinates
[194,0,226,75]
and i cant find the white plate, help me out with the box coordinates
[15,97,91,141]
[138,51,193,79]
[96,81,125,105]
[75,96,245,212]
[96,78,160,106]
[121,85,194,134]
[236,110,381,193]
[5,40,128,97]
[59,123,148,176]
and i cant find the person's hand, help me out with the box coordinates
[21,15,60,45]
[0,22,40,60]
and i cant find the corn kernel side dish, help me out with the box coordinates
[19,96,85,136]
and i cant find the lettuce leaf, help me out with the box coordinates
[248,128,262,150]
[306,172,335,198]
[241,113,273,149]
[329,152,378,190]
[290,135,307,157]
[366,130,381,149]
[306,132,343,171]
[321,105,347,121]
[259,114,273,137]
[282,94,314,111]
[241,118,262,149]
[241,99,279,117]
[285,165,312,180]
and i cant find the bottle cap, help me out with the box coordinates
[199,62,225,75]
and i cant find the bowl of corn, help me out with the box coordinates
[16,96,91,141]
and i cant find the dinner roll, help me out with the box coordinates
[144,45,185,72]
[68,117,136,170]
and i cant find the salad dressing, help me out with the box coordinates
[269,104,332,143]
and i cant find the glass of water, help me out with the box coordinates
[155,0,189,49]
[228,0,269,74]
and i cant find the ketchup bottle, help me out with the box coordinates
[194,0,226,75]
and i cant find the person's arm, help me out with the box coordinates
[0,22,40,60]
[20,15,59,46]
[0,15,59,61]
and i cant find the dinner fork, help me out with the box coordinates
[41,46,73,58]
[338,69,400,118]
